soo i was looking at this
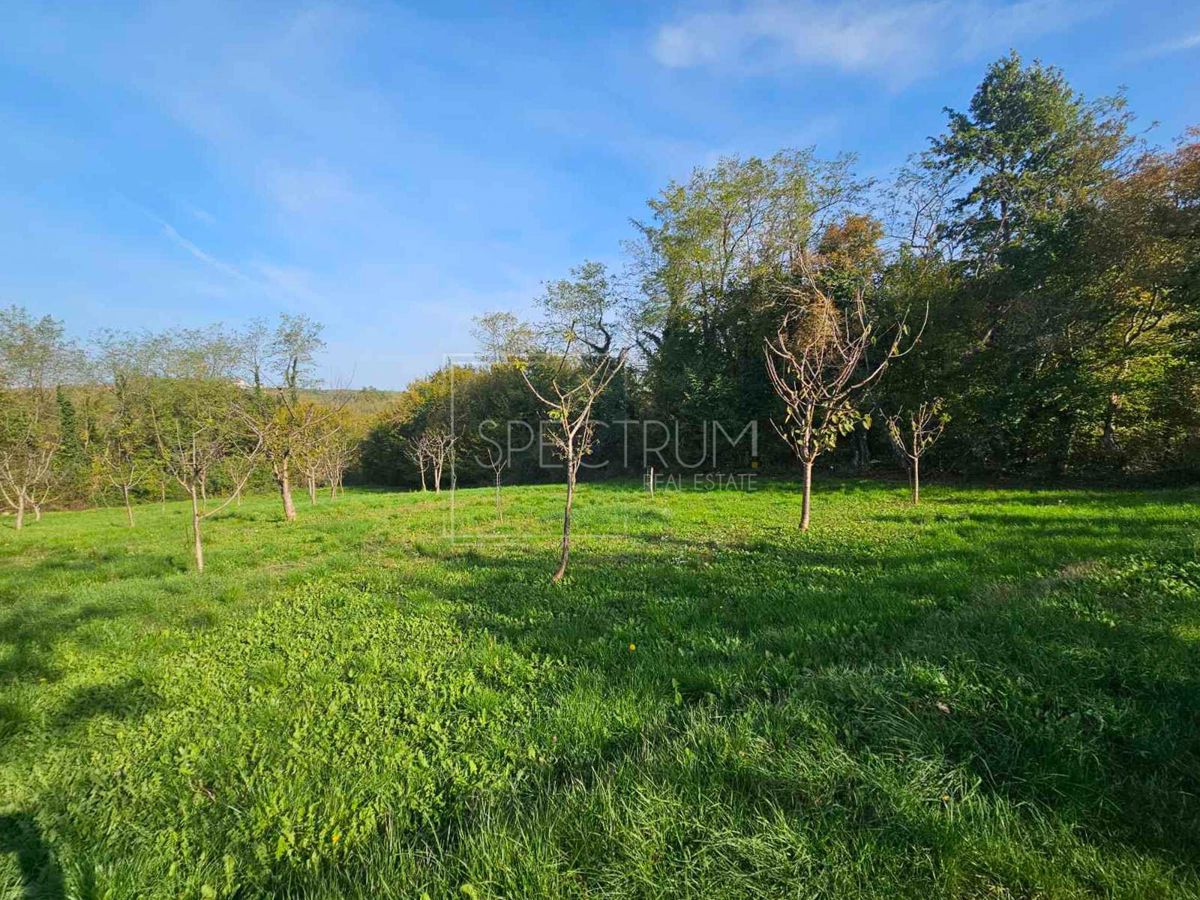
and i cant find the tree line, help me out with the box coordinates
[367,52,1197,490]
[0,311,367,569]
[3,53,1198,560]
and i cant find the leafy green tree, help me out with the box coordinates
[928,51,1132,265]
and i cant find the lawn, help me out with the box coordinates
[1,479,1198,898]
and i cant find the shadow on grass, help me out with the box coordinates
[53,678,159,730]
[0,602,124,685]
[0,813,64,899]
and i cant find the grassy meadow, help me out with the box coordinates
[1,478,1198,897]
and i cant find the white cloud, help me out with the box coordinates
[652,0,1100,84]
[1134,30,1200,59]
[262,165,357,217]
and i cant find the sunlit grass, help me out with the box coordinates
[1,478,1198,897]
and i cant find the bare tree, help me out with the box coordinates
[520,339,628,582]
[482,436,509,522]
[221,450,258,508]
[427,428,457,494]
[764,273,919,531]
[884,399,948,505]
[100,440,147,527]
[149,379,261,572]
[298,419,339,505]
[0,431,56,530]
[93,337,155,527]
[321,431,354,499]
[403,435,431,492]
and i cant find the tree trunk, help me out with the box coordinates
[14,494,24,531]
[308,474,317,504]
[419,464,427,492]
[33,503,41,522]
[552,468,575,583]
[190,486,204,573]
[912,456,920,505]
[278,460,297,522]
[494,473,502,520]
[853,424,871,473]
[123,484,134,527]
[800,460,812,532]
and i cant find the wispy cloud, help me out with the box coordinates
[156,217,328,313]
[652,0,1099,84]
[262,165,357,217]
[1133,30,1200,60]
[158,220,249,283]
[186,204,217,225]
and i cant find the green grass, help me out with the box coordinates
[1,478,1198,898]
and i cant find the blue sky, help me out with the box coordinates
[2,1,1197,388]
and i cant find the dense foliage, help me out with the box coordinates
[370,53,1199,485]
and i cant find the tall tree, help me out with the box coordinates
[244,315,331,521]
[927,51,1132,266]
[270,314,325,403]
[540,261,620,355]
[471,311,537,364]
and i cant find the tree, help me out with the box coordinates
[764,267,917,530]
[622,150,866,469]
[902,52,1140,474]
[884,399,948,504]
[320,427,356,499]
[149,377,261,572]
[629,149,864,350]
[269,314,325,402]
[0,398,56,529]
[298,417,346,504]
[246,395,340,521]
[242,315,331,521]
[927,51,1132,266]
[403,434,431,492]
[0,307,76,528]
[472,311,537,364]
[422,427,455,494]
[540,261,620,355]
[520,340,628,582]
[1075,133,1200,469]
[100,425,150,526]
[92,330,158,525]
[480,425,509,522]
